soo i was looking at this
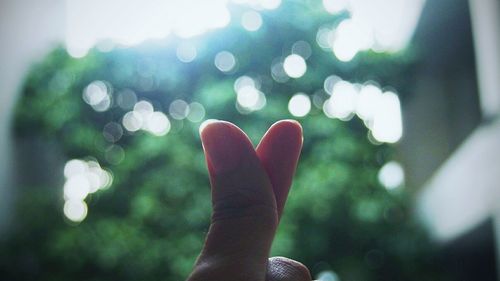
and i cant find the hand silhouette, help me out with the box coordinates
[187,120,312,281]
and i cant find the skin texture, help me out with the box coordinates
[187,120,312,281]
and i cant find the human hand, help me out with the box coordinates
[187,120,312,281]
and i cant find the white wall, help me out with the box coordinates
[0,0,65,237]
[418,119,500,241]
[469,0,500,120]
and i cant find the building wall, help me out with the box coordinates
[400,0,481,194]
[411,0,500,278]
[0,0,65,237]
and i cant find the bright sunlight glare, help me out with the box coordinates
[321,0,425,61]
[66,0,232,57]
[66,0,284,57]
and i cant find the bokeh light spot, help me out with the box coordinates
[122,111,143,132]
[176,42,197,63]
[237,86,260,108]
[145,112,171,136]
[234,76,257,92]
[64,174,90,200]
[82,81,112,112]
[323,80,357,120]
[235,83,266,113]
[241,10,263,31]
[271,61,289,83]
[169,99,190,120]
[288,93,311,117]
[323,75,342,95]
[134,100,154,117]
[322,0,349,14]
[116,89,138,110]
[317,270,340,281]
[283,54,307,78]
[103,122,124,143]
[214,51,237,72]
[105,145,125,165]
[187,102,206,123]
[316,26,335,49]
[356,83,382,122]
[64,159,87,179]
[372,91,403,143]
[64,200,88,223]
[292,40,312,59]
[332,21,360,62]
[378,161,405,190]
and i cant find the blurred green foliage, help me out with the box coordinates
[1,2,447,281]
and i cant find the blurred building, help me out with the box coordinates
[402,0,500,280]
[0,0,65,238]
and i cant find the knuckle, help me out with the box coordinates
[211,192,278,227]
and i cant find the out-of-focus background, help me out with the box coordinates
[0,0,499,280]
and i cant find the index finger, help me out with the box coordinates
[256,120,303,219]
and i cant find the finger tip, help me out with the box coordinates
[199,120,256,174]
[199,119,220,137]
[199,119,247,143]
[274,119,302,128]
[199,120,235,144]
[269,119,303,146]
